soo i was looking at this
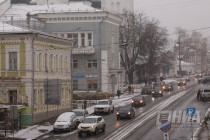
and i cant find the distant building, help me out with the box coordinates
[101,0,134,14]
[37,0,69,5]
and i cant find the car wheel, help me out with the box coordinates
[108,109,110,114]
[78,132,82,137]
[102,125,106,132]
[94,127,98,135]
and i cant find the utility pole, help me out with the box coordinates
[178,35,182,72]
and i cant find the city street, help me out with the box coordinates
[36,79,208,140]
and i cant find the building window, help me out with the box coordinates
[9,90,17,105]
[34,89,37,105]
[88,33,92,46]
[60,56,63,71]
[9,52,17,70]
[81,33,85,47]
[73,60,78,68]
[88,59,97,68]
[56,55,58,71]
[88,60,92,68]
[39,53,42,71]
[67,33,78,47]
[40,89,44,105]
[50,54,53,72]
[73,80,78,90]
[45,53,48,72]
[65,56,67,72]
[93,60,97,68]
[87,80,97,90]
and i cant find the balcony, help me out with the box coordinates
[72,47,95,55]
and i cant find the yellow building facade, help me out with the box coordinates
[0,30,73,126]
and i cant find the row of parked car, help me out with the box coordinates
[53,95,146,137]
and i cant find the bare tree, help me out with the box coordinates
[120,11,169,84]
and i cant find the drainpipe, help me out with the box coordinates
[31,33,37,125]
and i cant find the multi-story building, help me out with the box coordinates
[0,22,73,126]
[101,0,134,14]
[2,2,122,94]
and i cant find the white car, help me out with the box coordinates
[53,112,77,132]
[94,99,114,114]
[78,116,105,137]
[73,109,89,125]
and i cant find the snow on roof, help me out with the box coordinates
[1,2,102,21]
[0,22,29,33]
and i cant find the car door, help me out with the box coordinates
[71,114,77,127]
[97,117,103,129]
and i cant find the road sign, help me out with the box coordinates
[159,120,171,132]
[163,133,170,140]
[187,108,196,117]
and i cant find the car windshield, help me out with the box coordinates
[133,97,143,100]
[119,106,130,111]
[74,111,84,116]
[56,116,70,122]
[97,101,108,105]
[82,118,97,123]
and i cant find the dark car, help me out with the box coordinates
[151,87,163,97]
[116,106,135,120]
[131,96,146,107]
[164,83,173,91]
[141,85,152,95]
[201,76,210,84]
[177,79,186,86]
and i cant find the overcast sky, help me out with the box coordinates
[134,0,210,40]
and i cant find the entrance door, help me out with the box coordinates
[9,90,17,105]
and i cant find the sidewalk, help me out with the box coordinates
[2,89,141,140]
[193,108,210,140]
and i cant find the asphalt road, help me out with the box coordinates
[37,79,201,140]
[125,82,209,140]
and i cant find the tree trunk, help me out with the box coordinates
[127,71,134,84]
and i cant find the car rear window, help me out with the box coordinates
[203,89,210,92]
[97,101,108,105]
[119,106,130,111]
[82,118,97,123]
[133,97,143,100]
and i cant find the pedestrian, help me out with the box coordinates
[197,89,201,100]
[128,85,131,93]
[131,86,134,94]
[117,89,121,99]
[84,99,87,109]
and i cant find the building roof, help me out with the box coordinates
[1,2,102,21]
[0,22,30,33]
